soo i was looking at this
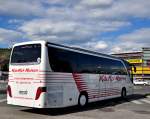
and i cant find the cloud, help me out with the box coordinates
[111,46,122,53]
[77,0,114,9]
[118,28,150,42]
[0,0,45,17]
[76,0,150,20]
[19,19,129,44]
[0,28,24,47]
[84,40,108,50]
[115,0,150,18]
[1,0,150,19]
[111,28,150,53]
[94,41,108,49]
[19,19,94,43]
[8,19,24,24]
[0,0,150,54]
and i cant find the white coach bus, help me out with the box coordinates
[7,41,134,108]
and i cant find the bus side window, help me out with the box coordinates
[48,46,78,73]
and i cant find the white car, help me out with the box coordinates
[133,80,149,85]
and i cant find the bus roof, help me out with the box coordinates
[46,42,120,60]
[13,40,46,47]
[12,40,120,61]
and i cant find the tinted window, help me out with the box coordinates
[48,46,127,75]
[77,54,95,73]
[110,60,127,75]
[11,44,41,64]
[123,60,133,82]
[48,46,78,72]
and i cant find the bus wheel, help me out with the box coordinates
[78,93,88,107]
[121,88,126,99]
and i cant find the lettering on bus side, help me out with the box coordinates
[99,74,126,82]
[11,68,39,72]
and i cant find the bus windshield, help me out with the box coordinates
[123,60,133,82]
[11,44,41,64]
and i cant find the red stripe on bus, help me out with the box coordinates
[33,81,73,84]
[72,73,88,92]
[38,77,73,79]
[88,89,120,98]
[88,92,120,99]
[88,90,120,96]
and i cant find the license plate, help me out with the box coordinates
[19,90,28,95]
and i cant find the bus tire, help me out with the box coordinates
[78,93,88,107]
[121,88,126,99]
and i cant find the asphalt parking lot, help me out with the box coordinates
[0,86,150,119]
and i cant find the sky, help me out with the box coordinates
[0,0,150,54]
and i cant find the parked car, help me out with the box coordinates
[133,80,149,85]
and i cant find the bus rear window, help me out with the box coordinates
[11,44,41,64]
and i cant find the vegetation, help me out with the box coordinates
[0,48,11,71]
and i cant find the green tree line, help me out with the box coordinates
[0,48,11,71]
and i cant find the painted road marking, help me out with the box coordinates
[140,99,150,104]
[131,100,143,104]
[131,97,150,105]
[147,96,150,98]
[0,99,6,103]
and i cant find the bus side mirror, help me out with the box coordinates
[37,57,41,64]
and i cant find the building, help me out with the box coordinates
[113,48,150,81]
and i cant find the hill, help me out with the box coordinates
[0,48,11,71]
[0,48,10,59]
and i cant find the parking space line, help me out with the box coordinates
[140,99,150,104]
[131,100,143,104]
[0,99,6,103]
[147,96,150,98]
